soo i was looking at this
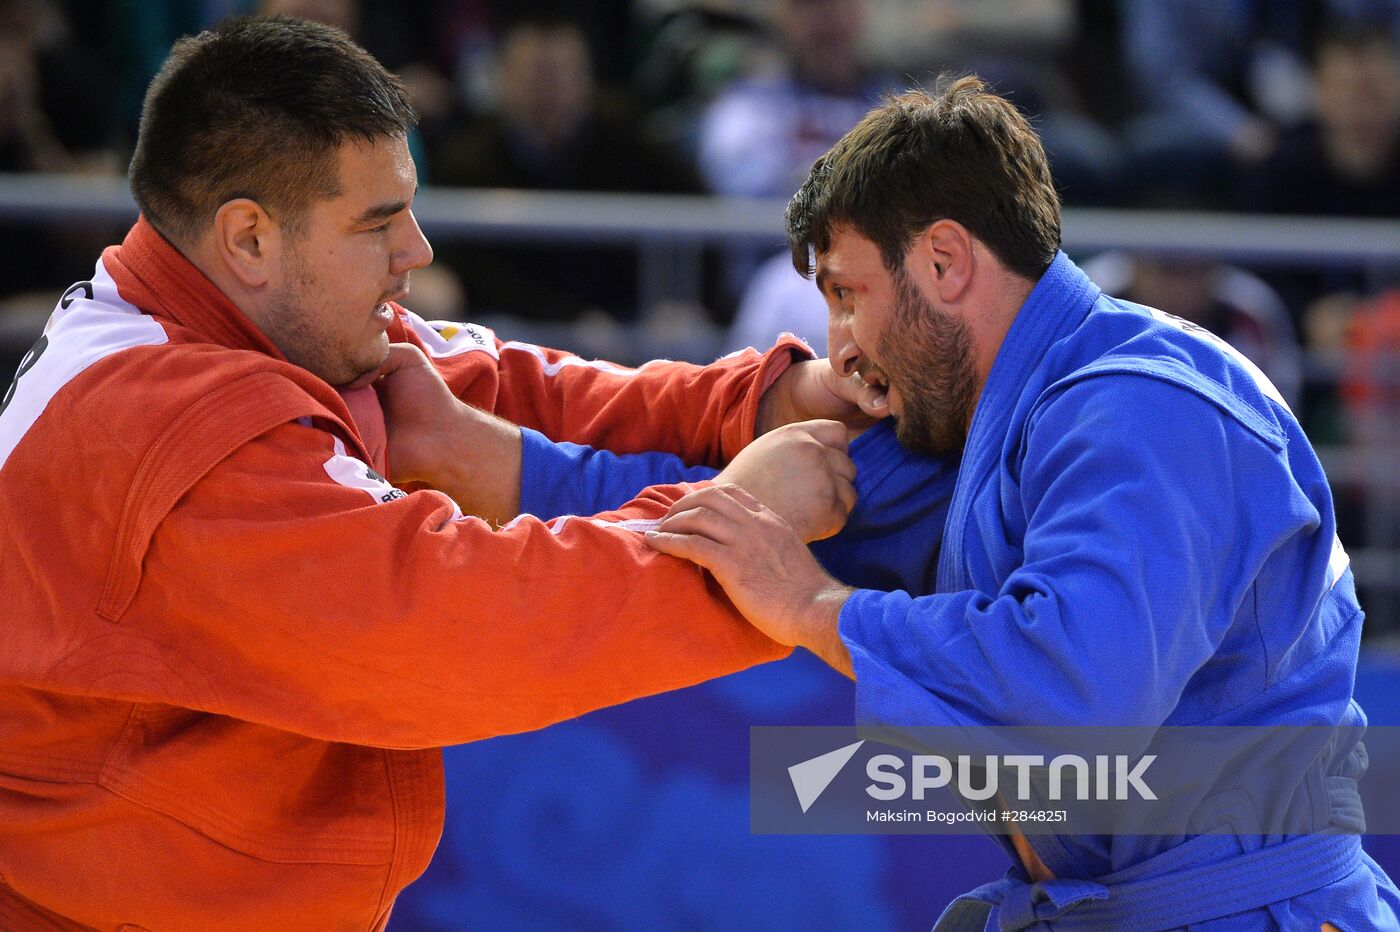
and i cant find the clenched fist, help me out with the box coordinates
[712,419,856,542]
[373,342,521,524]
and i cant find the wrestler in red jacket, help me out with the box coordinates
[0,17,880,931]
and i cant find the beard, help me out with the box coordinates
[874,264,979,457]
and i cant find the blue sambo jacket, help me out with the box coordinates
[519,252,1400,930]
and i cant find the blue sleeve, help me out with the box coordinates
[839,376,1313,729]
[518,427,718,520]
[520,421,958,597]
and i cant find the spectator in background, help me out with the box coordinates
[1343,288,1400,448]
[431,14,702,331]
[1242,24,1400,218]
[1329,286,1400,636]
[0,0,115,174]
[434,14,695,192]
[1081,250,1304,410]
[696,0,894,199]
[629,1,773,165]
[864,0,1075,73]
[1240,25,1400,441]
[696,0,895,311]
[441,0,639,120]
[1121,0,1325,199]
[861,0,1122,204]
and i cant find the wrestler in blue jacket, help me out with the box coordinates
[518,250,1400,930]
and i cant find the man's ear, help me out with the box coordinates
[917,219,976,303]
[212,199,280,289]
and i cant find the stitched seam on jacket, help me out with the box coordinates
[95,765,395,865]
[97,370,347,623]
[373,747,404,921]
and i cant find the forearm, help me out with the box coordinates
[755,361,803,437]
[135,414,793,749]
[490,336,812,466]
[802,585,857,678]
[755,357,890,438]
[422,403,523,526]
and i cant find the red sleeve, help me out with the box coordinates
[392,309,812,467]
[128,419,788,748]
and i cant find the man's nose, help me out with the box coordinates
[828,319,862,378]
[393,211,434,273]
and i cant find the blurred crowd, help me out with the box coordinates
[3,0,1400,629]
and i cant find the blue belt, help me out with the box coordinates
[933,832,1363,931]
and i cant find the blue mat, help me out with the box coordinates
[395,646,1400,930]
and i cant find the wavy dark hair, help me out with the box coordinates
[785,76,1061,281]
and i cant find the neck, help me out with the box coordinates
[954,271,1036,448]
[971,272,1035,388]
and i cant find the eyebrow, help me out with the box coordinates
[352,186,418,225]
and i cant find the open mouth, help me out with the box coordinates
[375,283,410,318]
[857,365,890,394]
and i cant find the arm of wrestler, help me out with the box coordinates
[645,483,858,676]
[117,422,822,750]
[392,309,887,467]
[647,376,1308,728]
[374,342,859,537]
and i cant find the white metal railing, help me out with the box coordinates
[7,171,1397,306]
[3,171,1400,257]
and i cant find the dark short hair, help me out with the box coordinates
[785,76,1061,282]
[128,15,417,244]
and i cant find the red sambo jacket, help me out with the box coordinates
[0,219,802,930]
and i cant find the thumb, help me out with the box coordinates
[844,376,889,418]
[336,343,428,391]
[376,342,432,379]
[856,389,890,419]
